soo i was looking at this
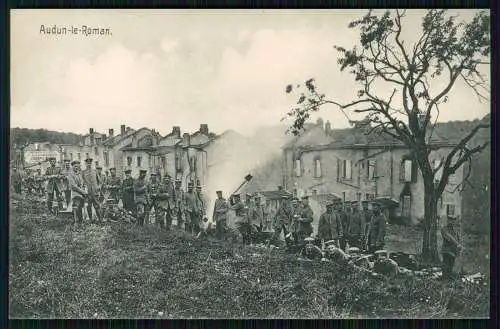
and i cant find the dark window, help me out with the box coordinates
[127,156,132,167]
[137,156,142,167]
[446,204,455,217]
[295,159,302,177]
[402,195,412,218]
[104,152,109,166]
[400,156,417,183]
[161,156,166,169]
[70,153,73,161]
[367,159,377,180]
[339,159,352,180]
[314,157,322,178]
[77,153,81,160]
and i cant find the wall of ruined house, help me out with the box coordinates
[283,145,464,224]
[109,129,152,175]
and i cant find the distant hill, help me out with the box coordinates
[10,128,83,148]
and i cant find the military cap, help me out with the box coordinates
[150,172,157,176]
[254,194,262,199]
[302,195,309,200]
[48,157,56,161]
[188,181,194,186]
[291,197,299,201]
[84,158,93,163]
[447,214,457,220]
[233,193,240,198]
[347,247,360,254]
[245,193,252,197]
[96,165,103,169]
[326,201,334,207]
[71,161,80,166]
[63,159,71,162]
[175,179,182,183]
[124,169,132,174]
[109,167,116,171]
[304,237,315,243]
[374,250,387,256]
[216,190,223,194]
[139,169,147,174]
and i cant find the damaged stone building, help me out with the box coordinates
[281,118,488,224]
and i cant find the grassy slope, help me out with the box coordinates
[9,197,490,319]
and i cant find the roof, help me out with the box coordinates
[283,118,490,151]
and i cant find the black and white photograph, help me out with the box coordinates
[9,9,490,318]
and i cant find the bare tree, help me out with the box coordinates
[283,9,490,262]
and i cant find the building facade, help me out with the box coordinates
[282,121,466,224]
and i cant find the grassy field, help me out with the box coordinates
[9,196,490,319]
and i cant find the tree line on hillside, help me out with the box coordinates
[11,128,83,148]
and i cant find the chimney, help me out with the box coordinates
[182,133,191,147]
[121,125,126,135]
[325,121,332,135]
[89,128,94,134]
[200,124,209,135]
[109,129,114,137]
[172,126,181,138]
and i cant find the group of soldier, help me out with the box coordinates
[12,157,212,236]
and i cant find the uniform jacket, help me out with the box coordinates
[154,180,176,210]
[96,173,106,190]
[339,211,350,235]
[318,211,343,240]
[121,177,135,196]
[61,167,72,190]
[347,211,365,236]
[251,204,265,226]
[107,175,122,192]
[296,204,314,234]
[185,191,201,213]
[67,171,87,199]
[197,192,209,216]
[213,198,229,221]
[81,168,99,195]
[231,200,246,221]
[441,223,461,257]
[45,166,64,193]
[275,201,295,226]
[11,171,23,186]
[366,213,387,247]
[133,178,150,205]
[174,188,185,212]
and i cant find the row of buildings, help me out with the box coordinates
[12,115,490,228]
[16,124,217,191]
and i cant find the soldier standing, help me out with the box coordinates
[81,158,102,223]
[148,173,162,226]
[365,201,387,254]
[173,179,185,229]
[161,174,177,230]
[11,166,23,194]
[67,161,87,224]
[45,157,64,214]
[134,169,150,226]
[440,215,463,280]
[185,182,202,235]
[213,190,229,240]
[337,201,350,251]
[270,196,293,243]
[106,168,122,205]
[61,159,72,209]
[347,200,365,249]
[295,196,314,243]
[317,201,343,246]
[121,169,135,213]
[230,194,249,243]
[196,183,209,220]
[252,194,265,232]
[96,166,107,203]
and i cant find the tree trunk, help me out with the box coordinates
[421,178,440,263]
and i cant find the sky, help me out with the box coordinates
[10,9,490,136]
